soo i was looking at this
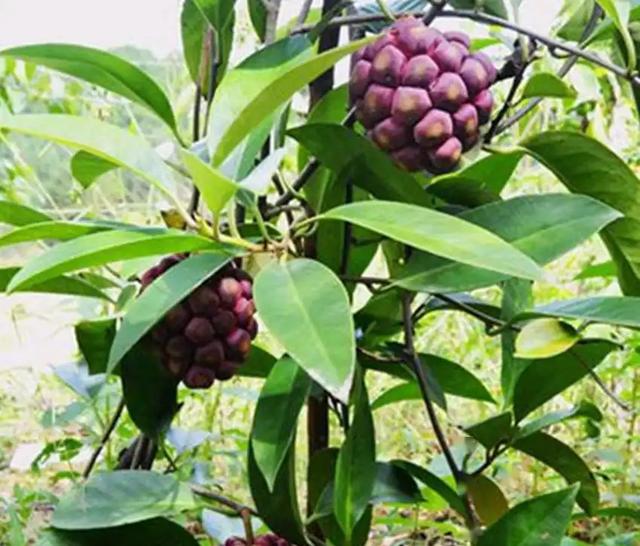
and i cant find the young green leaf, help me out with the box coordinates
[513,432,599,514]
[520,73,577,100]
[0,113,184,212]
[513,340,617,421]
[208,34,373,165]
[254,259,355,403]
[71,151,119,188]
[515,319,581,359]
[7,229,221,292]
[396,194,620,294]
[108,252,234,374]
[251,357,311,490]
[334,378,376,537]
[75,318,117,375]
[596,0,636,70]
[39,518,199,546]
[0,268,109,300]
[465,412,514,450]
[180,150,238,216]
[0,200,51,226]
[477,486,579,546]
[0,44,179,136]
[52,471,196,530]
[520,131,640,295]
[322,201,544,282]
[371,462,424,505]
[516,402,603,441]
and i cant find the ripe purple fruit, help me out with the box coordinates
[352,17,497,173]
[224,534,294,546]
[141,256,258,390]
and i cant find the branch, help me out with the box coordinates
[83,397,126,479]
[401,293,462,480]
[296,0,314,26]
[191,484,258,516]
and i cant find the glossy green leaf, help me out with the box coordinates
[252,357,311,490]
[334,378,376,537]
[465,412,513,450]
[596,0,636,69]
[477,486,579,546]
[514,432,599,514]
[467,475,509,526]
[208,35,373,165]
[322,201,544,282]
[575,260,617,280]
[108,252,233,373]
[520,73,577,100]
[8,229,221,292]
[516,402,603,440]
[0,113,181,206]
[371,462,424,505]
[0,220,126,249]
[0,200,51,226]
[248,443,307,545]
[192,0,236,30]
[0,44,178,135]
[449,0,508,18]
[0,268,108,300]
[254,259,355,403]
[396,194,620,293]
[393,460,467,517]
[558,0,597,41]
[513,340,617,421]
[180,150,238,216]
[520,131,640,295]
[247,0,268,41]
[121,342,179,438]
[515,319,581,359]
[52,471,196,529]
[38,518,198,546]
[515,297,640,329]
[289,123,433,207]
[71,151,119,188]
[236,345,277,378]
[75,318,117,375]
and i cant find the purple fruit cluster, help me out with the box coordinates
[224,535,292,546]
[350,17,497,173]
[141,255,257,390]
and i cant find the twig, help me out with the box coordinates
[191,484,258,516]
[296,0,314,26]
[495,4,604,135]
[401,294,461,480]
[83,396,125,479]
[432,293,506,331]
[423,0,447,25]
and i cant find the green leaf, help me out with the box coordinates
[75,318,117,375]
[465,412,513,450]
[108,252,233,374]
[236,345,277,378]
[51,471,196,530]
[520,131,640,295]
[180,150,238,216]
[513,340,617,421]
[247,0,268,41]
[516,402,603,440]
[395,194,620,293]
[0,268,108,300]
[513,432,599,514]
[121,342,179,438]
[202,510,261,543]
[558,0,596,41]
[515,319,580,359]
[596,0,636,70]
[192,0,236,30]
[392,460,467,517]
[0,220,126,250]
[38,518,198,546]
[520,73,577,100]
[248,443,307,545]
[290,123,433,207]
[515,296,640,329]
[0,200,51,226]
[251,357,311,490]
[254,259,355,403]
[8,229,221,292]
[0,113,182,208]
[477,486,579,546]
[208,34,373,165]
[575,260,617,280]
[71,151,119,188]
[334,377,376,537]
[322,201,544,283]
[467,475,509,526]
[371,462,424,505]
[0,44,179,136]
[449,0,508,18]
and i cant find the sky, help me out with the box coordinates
[0,0,559,57]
